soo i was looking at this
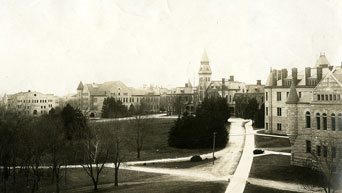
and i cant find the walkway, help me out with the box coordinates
[121,118,247,182]
[225,120,254,193]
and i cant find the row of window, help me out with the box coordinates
[305,112,342,131]
[306,140,340,159]
[265,107,282,116]
[17,99,53,103]
[265,123,282,131]
[317,94,341,101]
[265,91,302,102]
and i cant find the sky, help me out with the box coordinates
[1,0,342,96]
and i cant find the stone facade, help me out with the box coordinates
[287,66,342,168]
[265,53,332,135]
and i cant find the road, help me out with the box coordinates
[121,118,247,182]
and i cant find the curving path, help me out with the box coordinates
[121,118,247,182]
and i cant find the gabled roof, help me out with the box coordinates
[77,81,84,90]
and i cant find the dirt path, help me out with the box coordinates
[121,118,247,182]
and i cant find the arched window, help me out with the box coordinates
[323,113,327,130]
[339,113,342,131]
[331,113,336,131]
[316,113,321,130]
[306,112,311,128]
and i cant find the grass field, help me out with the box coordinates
[254,135,291,152]
[97,118,215,161]
[244,183,298,193]
[1,167,226,193]
[249,155,321,186]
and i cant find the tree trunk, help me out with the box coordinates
[54,167,60,193]
[137,148,140,159]
[114,167,119,187]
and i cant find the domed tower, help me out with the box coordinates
[286,80,299,145]
[198,50,212,101]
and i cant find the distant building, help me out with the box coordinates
[4,90,59,116]
[76,81,162,117]
[166,81,198,116]
[233,80,265,116]
[265,53,332,135]
[287,65,342,167]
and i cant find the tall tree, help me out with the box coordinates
[81,123,110,190]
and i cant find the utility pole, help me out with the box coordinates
[213,132,216,165]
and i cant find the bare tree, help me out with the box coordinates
[81,123,110,190]
[109,122,125,187]
[303,136,342,193]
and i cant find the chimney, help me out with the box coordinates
[257,80,261,85]
[292,68,298,85]
[272,69,278,86]
[222,78,225,96]
[229,76,234,81]
[185,83,188,87]
[277,70,282,81]
[305,67,311,86]
[281,68,288,85]
[317,67,323,83]
[329,66,333,71]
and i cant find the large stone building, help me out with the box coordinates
[287,66,342,167]
[265,53,332,135]
[3,90,59,116]
[76,81,161,117]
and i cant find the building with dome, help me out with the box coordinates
[265,53,333,135]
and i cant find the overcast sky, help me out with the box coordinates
[1,0,342,96]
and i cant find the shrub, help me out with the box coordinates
[190,155,202,162]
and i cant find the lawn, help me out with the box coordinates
[1,167,227,193]
[254,135,291,152]
[244,183,298,193]
[249,155,321,186]
[95,118,216,161]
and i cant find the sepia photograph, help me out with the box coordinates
[1,0,342,192]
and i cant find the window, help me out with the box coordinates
[317,95,320,101]
[299,92,302,98]
[332,147,336,159]
[266,92,268,101]
[306,112,311,128]
[325,95,328,101]
[277,108,282,116]
[323,146,328,157]
[277,123,282,131]
[323,113,327,130]
[266,123,268,130]
[306,140,311,153]
[266,107,268,116]
[321,94,324,101]
[317,145,321,156]
[287,92,289,98]
[316,113,321,130]
[339,113,342,131]
[277,92,281,101]
[334,94,337,100]
[332,113,336,131]
[330,94,333,101]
